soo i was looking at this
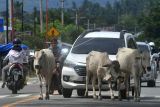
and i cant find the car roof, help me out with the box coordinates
[83,31,132,39]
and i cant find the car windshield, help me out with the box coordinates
[71,38,125,54]
[137,44,150,53]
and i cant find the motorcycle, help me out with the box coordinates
[6,63,26,94]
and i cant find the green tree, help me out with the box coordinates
[141,1,160,42]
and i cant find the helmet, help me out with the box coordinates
[51,38,58,44]
[149,42,155,47]
[13,38,21,45]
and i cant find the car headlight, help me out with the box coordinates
[61,48,69,55]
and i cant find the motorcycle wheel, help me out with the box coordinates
[12,89,17,94]
[12,82,18,94]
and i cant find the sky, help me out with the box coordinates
[0,0,115,12]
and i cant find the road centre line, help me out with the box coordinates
[2,96,38,107]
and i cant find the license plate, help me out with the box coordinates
[14,75,19,81]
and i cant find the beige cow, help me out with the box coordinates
[116,47,150,102]
[85,51,120,100]
[34,49,56,100]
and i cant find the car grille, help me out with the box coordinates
[74,66,86,76]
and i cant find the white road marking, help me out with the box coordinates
[0,95,10,99]
[14,94,32,98]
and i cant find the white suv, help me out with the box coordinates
[61,29,137,98]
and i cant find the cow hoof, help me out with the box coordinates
[45,96,50,100]
[118,97,122,101]
[111,96,115,100]
[134,98,140,102]
[98,96,102,100]
[85,92,88,97]
[38,97,43,100]
[93,95,98,99]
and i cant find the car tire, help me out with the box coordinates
[77,89,85,96]
[147,80,156,87]
[62,88,72,98]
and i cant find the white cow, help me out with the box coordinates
[85,51,120,100]
[34,49,56,100]
[116,47,150,102]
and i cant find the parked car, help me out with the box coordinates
[137,42,158,87]
[61,29,138,98]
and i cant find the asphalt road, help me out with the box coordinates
[0,74,160,107]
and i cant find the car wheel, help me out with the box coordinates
[77,89,85,96]
[131,87,134,97]
[147,80,156,87]
[62,88,72,98]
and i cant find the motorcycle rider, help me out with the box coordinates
[1,38,28,88]
[49,38,61,72]
[48,38,62,94]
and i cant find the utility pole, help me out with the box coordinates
[87,19,90,30]
[6,0,9,43]
[40,0,43,33]
[60,0,64,25]
[71,9,85,27]
[75,10,78,26]
[9,0,13,40]
[33,7,37,36]
[21,0,24,32]
[11,0,14,40]
[9,0,12,28]
[46,0,48,43]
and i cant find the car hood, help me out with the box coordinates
[66,53,87,65]
[66,53,117,65]
[109,55,117,61]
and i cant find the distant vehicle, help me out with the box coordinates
[137,42,158,87]
[61,29,138,98]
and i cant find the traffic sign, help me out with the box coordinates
[0,18,4,32]
[47,27,60,37]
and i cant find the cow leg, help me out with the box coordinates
[117,78,122,101]
[98,76,102,100]
[38,75,43,100]
[85,72,90,97]
[45,84,49,100]
[45,78,50,100]
[124,75,129,100]
[92,75,97,99]
[108,80,114,100]
[134,75,141,102]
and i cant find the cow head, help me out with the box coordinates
[138,51,150,74]
[102,60,121,81]
[34,50,45,73]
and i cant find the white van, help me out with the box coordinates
[61,29,137,98]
